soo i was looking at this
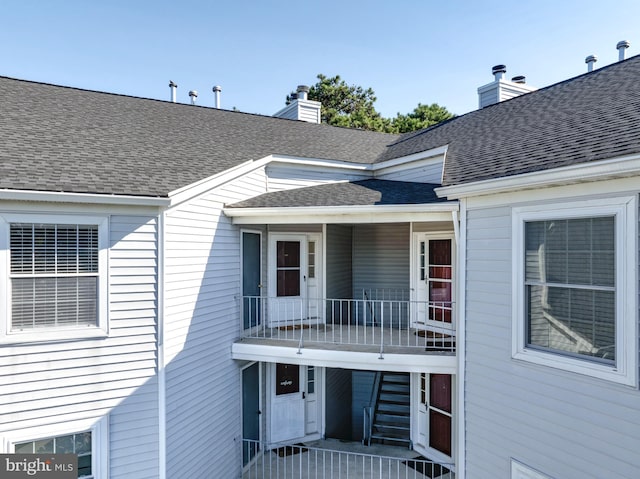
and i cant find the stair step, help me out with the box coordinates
[381,374,410,384]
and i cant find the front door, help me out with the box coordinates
[304,366,318,435]
[270,363,305,443]
[414,234,454,332]
[242,231,262,329]
[416,373,453,461]
[269,234,308,324]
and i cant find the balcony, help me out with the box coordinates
[239,294,456,355]
[242,439,454,479]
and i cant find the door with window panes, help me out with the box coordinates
[416,373,453,461]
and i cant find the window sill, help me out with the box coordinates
[0,327,108,345]
[512,348,636,387]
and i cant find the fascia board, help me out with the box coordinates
[0,189,170,207]
[437,152,640,199]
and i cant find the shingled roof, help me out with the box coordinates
[226,179,448,208]
[3,55,640,198]
[381,54,640,186]
[0,77,398,197]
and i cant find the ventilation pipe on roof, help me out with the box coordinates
[511,75,526,84]
[169,81,177,103]
[492,65,506,81]
[585,55,598,72]
[212,85,222,109]
[296,85,309,101]
[189,90,198,105]
[617,40,631,61]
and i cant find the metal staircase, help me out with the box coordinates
[370,372,411,447]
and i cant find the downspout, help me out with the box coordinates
[158,211,167,479]
[455,199,467,479]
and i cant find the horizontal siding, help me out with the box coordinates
[163,171,267,479]
[266,164,369,192]
[375,160,443,183]
[464,203,640,479]
[326,225,352,299]
[0,213,160,478]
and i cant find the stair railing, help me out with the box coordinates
[362,372,382,446]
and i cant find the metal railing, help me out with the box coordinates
[362,372,381,446]
[241,439,454,479]
[241,296,456,352]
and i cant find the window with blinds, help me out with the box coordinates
[524,216,615,363]
[10,223,99,330]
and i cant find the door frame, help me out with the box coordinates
[411,231,456,333]
[411,372,456,466]
[241,229,263,332]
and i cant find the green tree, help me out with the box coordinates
[288,74,454,133]
[391,103,455,133]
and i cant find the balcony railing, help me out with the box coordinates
[242,439,454,479]
[240,296,456,353]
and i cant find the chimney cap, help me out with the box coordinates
[585,55,597,64]
[169,80,177,88]
[617,40,631,50]
[212,85,222,92]
[296,85,310,93]
[189,90,198,97]
[511,75,526,84]
[492,65,507,75]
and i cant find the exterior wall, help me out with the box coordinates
[266,163,369,192]
[0,205,160,478]
[326,224,353,299]
[163,169,267,479]
[351,370,376,440]
[375,160,443,184]
[325,368,352,440]
[462,179,640,479]
[352,223,410,297]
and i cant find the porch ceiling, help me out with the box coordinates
[231,339,457,374]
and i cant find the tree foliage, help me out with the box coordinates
[287,74,454,133]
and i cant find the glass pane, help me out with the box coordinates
[429,266,452,280]
[55,434,74,454]
[34,438,54,453]
[429,281,451,303]
[429,240,451,266]
[75,432,92,455]
[430,374,451,413]
[429,410,451,456]
[307,366,315,394]
[14,442,34,454]
[277,270,300,297]
[277,241,300,268]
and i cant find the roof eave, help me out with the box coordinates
[0,188,170,207]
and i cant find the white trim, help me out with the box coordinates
[241,229,264,333]
[2,416,109,479]
[157,211,166,479]
[511,195,638,386]
[455,198,466,479]
[511,459,553,479]
[225,203,459,225]
[0,213,110,344]
[0,188,169,207]
[437,152,640,199]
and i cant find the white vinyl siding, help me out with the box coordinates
[0,213,160,479]
[463,187,640,479]
[266,164,368,192]
[375,160,443,184]
[164,169,267,479]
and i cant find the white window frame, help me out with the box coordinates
[0,214,109,343]
[511,459,553,479]
[512,196,637,386]
[1,416,109,479]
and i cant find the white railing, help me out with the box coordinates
[240,296,456,352]
[242,439,454,479]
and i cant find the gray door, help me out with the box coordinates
[242,232,261,329]
[242,363,260,466]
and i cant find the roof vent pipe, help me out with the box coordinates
[212,85,222,109]
[169,81,177,103]
[296,85,310,101]
[511,75,526,84]
[492,65,506,81]
[585,55,597,72]
[617,40,630,61]
[189,90,198,105]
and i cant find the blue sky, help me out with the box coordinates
[2,1,640,118]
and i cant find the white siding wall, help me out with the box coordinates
[375,160,443,184]
[0,212,160,479]
[266,164,369,192]
[163,169,267,479]
[463,191,640,478]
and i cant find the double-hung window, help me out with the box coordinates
[1,214,108,341]
[512,196,637,385]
